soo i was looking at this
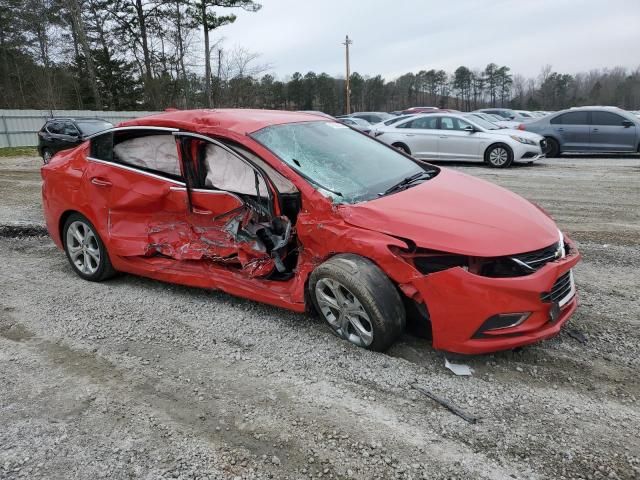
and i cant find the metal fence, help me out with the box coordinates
[0,109,159,148]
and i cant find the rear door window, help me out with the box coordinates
[397,116,437,129]
[550,111,590,125]
[90,129,182,180]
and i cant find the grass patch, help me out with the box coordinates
[0,146,39,157]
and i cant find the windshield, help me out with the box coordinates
[349,118,371,126]
[251,121,434,204]
[76,120,113,135]
[463,114,499,130]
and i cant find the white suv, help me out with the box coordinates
[374,113,546,168]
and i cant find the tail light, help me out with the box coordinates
[518,123,526,131]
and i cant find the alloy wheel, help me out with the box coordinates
[489,147,509,166]
[66,220,101,275]
[314,278,374,347]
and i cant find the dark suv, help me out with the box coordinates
[38,118,113,163]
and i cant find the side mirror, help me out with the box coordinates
[509,115,516,120]
[622,120,634,128]
[463,125,476,133]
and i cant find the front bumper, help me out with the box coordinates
[410,248,581,355]
[516,152,545,162]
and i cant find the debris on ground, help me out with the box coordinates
[410,383,478,424]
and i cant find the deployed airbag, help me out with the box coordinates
[113,135,181,176]
[205,144,268,197]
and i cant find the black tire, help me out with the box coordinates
[309,254,405,352]
[392,143,411,155]
[62,213,116,282]
[42,148,53,164]
[544,137,560,158]
[484,143,513,168]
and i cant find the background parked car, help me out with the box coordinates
[338,117,372,133]
[374,113,545,167]
[38,118,113,163]
[475,108,535,122]
[348,111,393,124]
[401,106,439,114]
[519,106,640,157]
[466,112,519,129]
[368,114,416,136]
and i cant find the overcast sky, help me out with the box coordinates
[214,0,640,80]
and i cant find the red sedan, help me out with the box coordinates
[41,109,580,354]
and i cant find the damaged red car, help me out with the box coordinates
[41,109,581,354]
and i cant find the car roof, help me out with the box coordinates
[351,111,388,115]
[118,109,325,135]
[47,117,111,122]
[567,106,624,111]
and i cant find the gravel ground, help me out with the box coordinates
[0,155,639,480]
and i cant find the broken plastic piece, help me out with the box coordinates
[444,357,473,376]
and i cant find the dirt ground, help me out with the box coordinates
[0,155,639,480]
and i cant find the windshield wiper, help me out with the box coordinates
[379,171,433,196]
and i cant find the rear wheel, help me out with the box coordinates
[544,137,560,158]
[392,143,411,155]
[485,144,513,168]
[310,254,405,351]
[63,213,116,282]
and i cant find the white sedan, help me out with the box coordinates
[373,113,546,168]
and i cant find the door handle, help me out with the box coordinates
[556,128,564,132]
[439,136,448,139]
[192,207,212,215]
[90,177,112,187]
[405,133,415,137]
[592,128,599,132]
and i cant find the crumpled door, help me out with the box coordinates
[176,133,292,278]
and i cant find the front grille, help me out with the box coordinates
[511,242,560,271]
[541,271,572,303]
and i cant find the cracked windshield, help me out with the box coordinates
[252,121,431,203]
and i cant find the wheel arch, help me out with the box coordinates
[391,141,411,154]
[305,251,432,339]
[484,141,513,156]
[483,141,514,164]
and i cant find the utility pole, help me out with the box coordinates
[343,35,352,114]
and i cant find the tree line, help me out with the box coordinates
[1,0,639,114]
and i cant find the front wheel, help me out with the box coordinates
[42,148,53,164]
[63,213,116,282]
[544,137,560,158]
[309,254,405,351]
[485,144,513,168]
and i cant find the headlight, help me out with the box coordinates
[509,135,536,145]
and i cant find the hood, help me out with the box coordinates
[339,168,558,257]
[489,128,543,141]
